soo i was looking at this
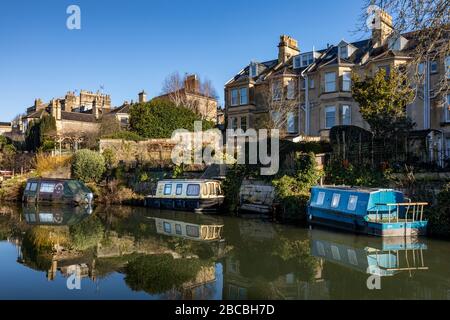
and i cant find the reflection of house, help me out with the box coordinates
[222,256,329,300]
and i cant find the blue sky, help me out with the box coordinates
[0,0,368,121]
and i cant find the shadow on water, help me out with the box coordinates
[0,203,449,300]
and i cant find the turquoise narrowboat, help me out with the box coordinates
[22,178,94,206]
[145,179,224,212]
[307,186,428,237]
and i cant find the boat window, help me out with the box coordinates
[186,225,200,238]
[331,193,341,208]
[163,222,172,233]
[216,184,222,195]
[25,183,31,191]
[164,184,172,195]
[40,183,55,193]
[316,241,326,256]
[347,195,358,211]
[209,183,215,195]
[202,184,208,196]
[39,213,54,223]
[176,184,183,195]
[175,224,182,235]
[187,184,200,196]
[30,183,38,192]
[347,249,358,266]
[316,192,325,205]
[331,245,341,261]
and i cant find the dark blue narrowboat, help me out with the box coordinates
[307,186,428,237]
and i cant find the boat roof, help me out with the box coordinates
[312,185,396,194]
[157,179,221,183]
[26,178,81,182]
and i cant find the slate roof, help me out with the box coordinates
[61,111,98,123]
[109,104,131,114]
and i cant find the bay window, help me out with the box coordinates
[272,81,282,101]
[325,72,336,92]
[446,94,450,123]
[342,72,351,91]
[341,105,351,125]
[287,80,296,99]
[239,88,248,105]
[287,112,298,134]
[325,106,336,129]
[231,89,239,106]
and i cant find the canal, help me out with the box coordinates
[0,204,449,300]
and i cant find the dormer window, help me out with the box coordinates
[388,35,408,51]
[301,53,314,67]
[339,45,348,59]
[293,55,301,69]
[249,63,258,78]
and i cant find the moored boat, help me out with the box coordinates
[307,186,428,237]
[22,178,94,206]
[144,179,224,212]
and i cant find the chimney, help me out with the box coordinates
[93,100,99,119]
[51,99,61,120]
[372,9,394,48]
[138,90,147,103]
[278,35,300,64]
[184,74,200,93]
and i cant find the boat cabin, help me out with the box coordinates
[145,179,224,212]
[308,186,428,237]
[22,178,94,205]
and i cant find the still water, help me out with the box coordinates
[0,204,449,300]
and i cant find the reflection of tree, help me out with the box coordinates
[125,254,208,295]
[69,215,104,251]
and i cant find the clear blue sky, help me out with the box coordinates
[0,0,368,121]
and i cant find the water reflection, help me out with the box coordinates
[0,204,449,300]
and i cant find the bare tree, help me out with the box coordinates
[161,71,188,108]
[358,0,449,91]
[255,78,300,138]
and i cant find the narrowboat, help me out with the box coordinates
[238,181,275,214]
[22,178,94,206]
[22,204,93,226]
[307,186,428,237]
[145,179,224,212]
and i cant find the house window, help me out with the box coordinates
[271,111,281,124]
[163,222,172,233]
[287,112,298,134]
[301,78,307,90]
[186,225,200,238]
[175,224,182,235]
[316,192,325,205]
[240,117,247,131]
[239,88,248,105]
[325,72,336,92]
[231,89,239,106]
[272,81,282,101]
[446,138,450,158]
[418,62,425,75]
[229,117,238,130]
[310,78,315,89]
[176,184,183,195]
[287,80,296,99]
[301,53,314,67]
[250,63,258,78]
[341,105,351,125]
[186,184,200,196]
[163,184,172,195]
[347,195,358,211]
[331,193,341,208]
[446,94,450,123]
[379,65,391,77]
[120,117,129,125]
[40,183,55,193]
[325,106,336,129]
[339,45,348,59]
[430,61,438,74]
[342,72,351,91]
[293,55,301,69]
[445,56,450,79]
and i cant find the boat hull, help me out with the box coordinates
[307,208,428,237]
[144,197,224,212]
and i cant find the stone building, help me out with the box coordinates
[156,74,218,123]
[0,122,11,135]
[224,10,449,158]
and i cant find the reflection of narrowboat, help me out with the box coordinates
[22,178,94,205]
[310,229,428,277]
[22,204,93,226]
[145,179,224,212]
[153,217,224,241]
[307,186,428,237]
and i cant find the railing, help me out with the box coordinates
[370,202,428,223]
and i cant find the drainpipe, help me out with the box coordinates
[424,57,431,130]
[301,71,310,136]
